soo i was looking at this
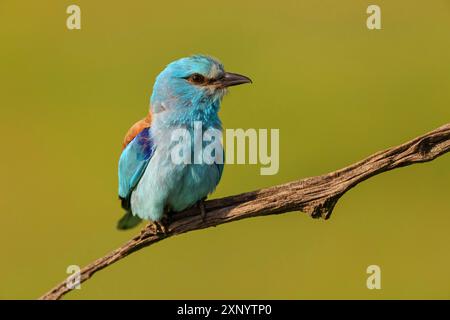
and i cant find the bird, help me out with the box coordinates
[117,55,252,230]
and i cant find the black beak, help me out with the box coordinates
[217,72,252,88]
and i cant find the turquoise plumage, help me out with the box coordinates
[117,55,251,229]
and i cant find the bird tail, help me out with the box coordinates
[117,210,142,230]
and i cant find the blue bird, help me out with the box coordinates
[117,55,252,230]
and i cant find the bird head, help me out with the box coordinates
[150,55,251,116]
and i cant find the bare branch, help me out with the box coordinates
[40,123,450,300]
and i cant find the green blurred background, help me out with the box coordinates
[1,0,449,299]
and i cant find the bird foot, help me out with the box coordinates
[198,198,207,222]
[149,219,169,235]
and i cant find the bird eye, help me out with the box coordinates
[188,73,206,84]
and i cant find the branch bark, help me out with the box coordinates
[40,123,450,300]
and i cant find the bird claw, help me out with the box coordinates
[149,220,169,235]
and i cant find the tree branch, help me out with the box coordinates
[40,123,450,300]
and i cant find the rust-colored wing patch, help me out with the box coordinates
[122,112,152,150]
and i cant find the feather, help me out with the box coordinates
[118,117,155,209]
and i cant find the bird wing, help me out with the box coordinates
[121,112,152,150]
[118,113,154,209]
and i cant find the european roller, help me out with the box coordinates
[117,55,252,230]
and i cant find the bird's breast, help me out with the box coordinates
[167,162,221,212]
